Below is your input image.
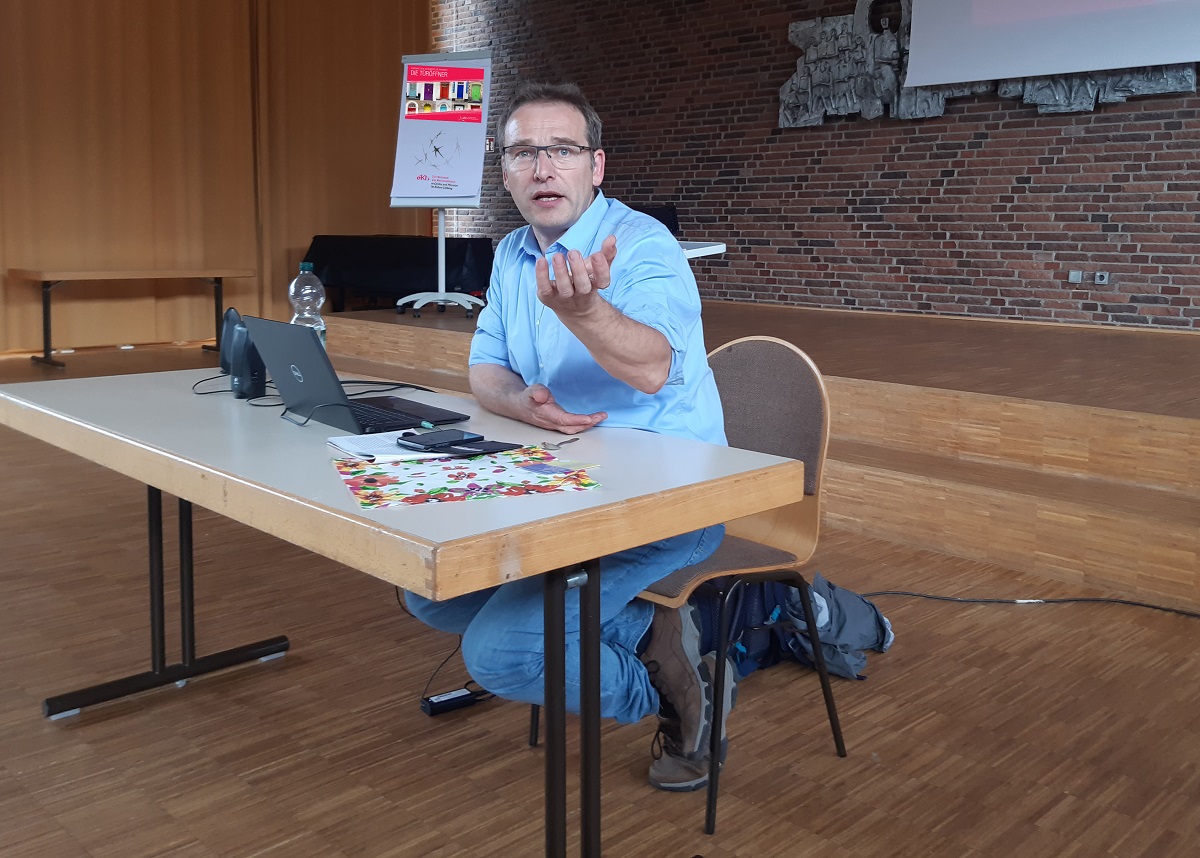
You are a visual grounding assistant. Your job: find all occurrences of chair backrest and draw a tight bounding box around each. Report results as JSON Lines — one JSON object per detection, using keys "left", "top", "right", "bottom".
{"left": 708, "top": 336, "right": 830, "bottom": 563}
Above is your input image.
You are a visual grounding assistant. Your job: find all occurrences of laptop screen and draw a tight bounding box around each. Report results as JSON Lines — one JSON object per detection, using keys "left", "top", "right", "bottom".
{"left": 239, "top": 316, "right": 468, "bottom": 434}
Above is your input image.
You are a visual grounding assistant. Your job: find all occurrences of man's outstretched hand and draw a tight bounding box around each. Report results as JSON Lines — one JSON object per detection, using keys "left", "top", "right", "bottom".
{"left": 536, "top": 235, "right": 618, "bottom": 317}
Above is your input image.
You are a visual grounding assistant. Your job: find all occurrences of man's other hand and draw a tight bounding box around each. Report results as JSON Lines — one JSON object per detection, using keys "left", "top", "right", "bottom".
{"left": 523, "top": 384, "right": 607, "bottom": 433}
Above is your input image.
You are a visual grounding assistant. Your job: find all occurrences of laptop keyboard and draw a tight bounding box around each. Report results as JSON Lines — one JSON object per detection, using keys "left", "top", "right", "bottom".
{"left": 347, "top": 400, "right": 420, "bottom": 431}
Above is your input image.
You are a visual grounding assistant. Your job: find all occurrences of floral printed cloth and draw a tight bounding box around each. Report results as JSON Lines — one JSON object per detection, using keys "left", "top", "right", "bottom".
{"left": 332, "top": 446, "right": 600, "bottom": 508}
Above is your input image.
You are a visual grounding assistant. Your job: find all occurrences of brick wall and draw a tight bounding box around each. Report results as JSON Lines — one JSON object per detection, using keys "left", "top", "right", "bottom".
{"left": 434, "top": 0, "right": 1200, "bottom": 329}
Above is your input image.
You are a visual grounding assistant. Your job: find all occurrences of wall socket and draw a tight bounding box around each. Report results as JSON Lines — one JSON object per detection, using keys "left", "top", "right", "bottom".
{"left": 1094, "top": 272, "right": 1110, "bottom": 285}
{"left": 1068, "top": 270, "right": 1083, "bottom": 283}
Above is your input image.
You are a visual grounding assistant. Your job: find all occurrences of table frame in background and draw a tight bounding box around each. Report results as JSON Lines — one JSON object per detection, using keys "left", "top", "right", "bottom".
{"left": 0, "top": 369, "right": 805, "bottom": 858}
{"left": 678, "top": 240, "right": 727, "bottom": 260}
{"left": 6, "top": 268, "right": 257, "bottom": 367}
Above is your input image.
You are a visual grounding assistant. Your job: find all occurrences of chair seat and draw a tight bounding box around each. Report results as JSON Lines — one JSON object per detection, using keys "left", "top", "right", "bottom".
{"left": 641, "top": 536, "right": 799, "bottom": 606}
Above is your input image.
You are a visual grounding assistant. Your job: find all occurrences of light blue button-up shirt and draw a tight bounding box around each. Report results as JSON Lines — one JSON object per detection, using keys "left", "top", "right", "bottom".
{"left": 470, "top": 192, "right": 726, "bottom": 445}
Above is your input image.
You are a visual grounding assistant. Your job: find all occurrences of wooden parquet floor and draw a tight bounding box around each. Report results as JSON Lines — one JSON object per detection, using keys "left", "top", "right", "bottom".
{"left": 2, "top": 334, "right": 1199, "bottom": 857}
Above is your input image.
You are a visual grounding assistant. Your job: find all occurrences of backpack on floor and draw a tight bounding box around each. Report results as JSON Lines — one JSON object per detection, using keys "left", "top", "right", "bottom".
{"left": 691, "top": 572, "right": 894, "bottom": 680}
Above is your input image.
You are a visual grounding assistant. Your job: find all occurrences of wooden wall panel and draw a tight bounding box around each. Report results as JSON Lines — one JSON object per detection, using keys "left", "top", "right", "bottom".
{"left": 0, "top": 0, "right": 259, "bottom": 351}
{"left": 254, "top": 0, "right": 431, "bottom": 322}
{"left": 826, "top": 377, "right": 1200, "bottom": 496}
{"left": 0, "top": 0, "right": 431, "bottom": 354}
{"left": 823, "top": 457, "right": 1200, "bottom": 610}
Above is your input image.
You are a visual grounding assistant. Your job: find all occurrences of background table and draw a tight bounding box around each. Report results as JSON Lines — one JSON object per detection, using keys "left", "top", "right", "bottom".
{"left": 6, "top": 267, "right": 257, "bottom": 367}
{"left": 679, "top": 240, "right": 727, "bottom": 259}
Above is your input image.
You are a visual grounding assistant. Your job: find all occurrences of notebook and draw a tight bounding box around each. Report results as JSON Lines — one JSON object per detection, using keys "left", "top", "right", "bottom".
{"left": 240, "top": 315, "right": 471, "bottom": 434}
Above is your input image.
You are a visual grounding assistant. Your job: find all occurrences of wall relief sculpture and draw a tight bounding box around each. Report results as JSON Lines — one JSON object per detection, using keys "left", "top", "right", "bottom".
{"left": 779, "top": 0, "right": 1197, "bottom": 126}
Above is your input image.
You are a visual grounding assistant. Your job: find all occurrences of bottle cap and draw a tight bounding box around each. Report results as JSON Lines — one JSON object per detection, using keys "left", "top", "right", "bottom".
{"left": 299, "top": 261, "right": 314, "bottom": 272}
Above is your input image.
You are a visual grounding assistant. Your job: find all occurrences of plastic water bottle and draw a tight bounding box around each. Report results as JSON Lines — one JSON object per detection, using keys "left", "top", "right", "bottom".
{"left": 288, "top": 261, "right": 326, "bottom": 347}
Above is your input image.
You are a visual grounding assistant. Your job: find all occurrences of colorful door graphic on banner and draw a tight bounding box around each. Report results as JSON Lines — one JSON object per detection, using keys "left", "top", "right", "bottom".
{"left": 405, "top": 65, "right": 485, "bottom": 123}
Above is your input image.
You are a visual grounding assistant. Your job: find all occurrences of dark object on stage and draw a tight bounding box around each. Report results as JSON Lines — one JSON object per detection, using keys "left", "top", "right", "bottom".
{"left": 628, "top": 202, "right": 681, "bottom": 235}
{"left": 303, "top": 234, "right": 494, "bottom": 312}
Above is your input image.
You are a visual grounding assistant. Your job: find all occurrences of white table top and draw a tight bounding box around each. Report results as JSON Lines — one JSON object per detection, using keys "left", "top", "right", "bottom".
{"left": 0, "top": 370, "right": 804, "bottom": 599}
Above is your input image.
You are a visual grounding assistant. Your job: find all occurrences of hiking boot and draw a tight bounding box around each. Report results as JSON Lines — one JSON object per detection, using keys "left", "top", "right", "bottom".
{"left": 648, "top": 719, "right": 709, "bottom": 792}
{"left": 648, "top": 653, "right": 739, "bottom": 792}
{"left": 641, "top": 603, "right": 708, "bottom": 757}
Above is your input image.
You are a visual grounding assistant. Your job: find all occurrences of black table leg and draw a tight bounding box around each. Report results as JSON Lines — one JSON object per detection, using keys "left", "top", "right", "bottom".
{"left": 31, "top": 279, "right": 65, "bottom": 368}
{"left": 149, "top": 487, "right": 167, "bottom": 673}
{"left": 542, "top": 560, "right": 603, "bottom": 857}
{"left": 201, "top": 277, "right": 224, "bottom": 353}
{"left": 42, "top": 487, "right": 290, "bottom": 719}
{"left": 543, "top": 567, "right": 568, "bottom": 858}
{"left": 579, "top": 559, "right": 602, "bottom": 858}
{"left": 179, "top": 498, "right": 196, "bottom": 666}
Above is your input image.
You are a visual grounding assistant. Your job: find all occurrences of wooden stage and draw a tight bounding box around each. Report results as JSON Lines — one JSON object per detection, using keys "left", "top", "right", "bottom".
{"left": 322, "top": 301, "right": 1200, "bottom": 612}
{"left": 326, "top": 300, "right": 1200, "bottom": 419}
{"left": 6, "top": 298, "right": 1196, "bottom": 417}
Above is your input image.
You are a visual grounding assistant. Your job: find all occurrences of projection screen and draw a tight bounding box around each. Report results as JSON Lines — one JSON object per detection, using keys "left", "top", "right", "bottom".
{"left": 905, "top": 0, "right": 1200, "bottom": 88}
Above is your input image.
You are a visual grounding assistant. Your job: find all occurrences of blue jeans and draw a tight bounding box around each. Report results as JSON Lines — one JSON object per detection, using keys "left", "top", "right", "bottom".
{"left": 404, "top": 524, "right": 724, "bottom": 724}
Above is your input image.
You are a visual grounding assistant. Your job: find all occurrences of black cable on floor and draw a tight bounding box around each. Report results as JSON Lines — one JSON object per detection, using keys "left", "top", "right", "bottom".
{"left": 395, "top": 588, "right": 490, "bottom": 699}
{"left": 394, "top": 585, "right": 413, "bottom": 617}
{"left": 863, "top": 590, "right": 1200, "bottom": 620}
{"left": 421, "top": 636, "right": 465, "bottom": 700}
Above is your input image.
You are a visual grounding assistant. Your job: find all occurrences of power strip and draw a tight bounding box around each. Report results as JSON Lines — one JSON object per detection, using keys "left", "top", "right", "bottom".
{"left": 421, "top": 687, "right": 480, "bottom": 716}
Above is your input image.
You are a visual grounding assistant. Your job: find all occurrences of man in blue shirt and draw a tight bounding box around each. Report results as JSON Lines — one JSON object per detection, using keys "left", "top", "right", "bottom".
{"left": 405, "top": 82, "right": 731, "bottom": 792}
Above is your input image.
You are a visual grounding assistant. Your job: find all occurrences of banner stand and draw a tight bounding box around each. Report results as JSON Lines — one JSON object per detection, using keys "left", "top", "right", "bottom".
{"left": 389, "top": 50, "right": 492, "bottom": 318}
{"left": 395, "top": 209, "right": 486, "bottom": 318}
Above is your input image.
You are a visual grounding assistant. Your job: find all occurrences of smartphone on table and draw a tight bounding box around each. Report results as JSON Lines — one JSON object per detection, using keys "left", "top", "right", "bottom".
{"left": 396, "top": 429, "right": 485, "bottom": 451}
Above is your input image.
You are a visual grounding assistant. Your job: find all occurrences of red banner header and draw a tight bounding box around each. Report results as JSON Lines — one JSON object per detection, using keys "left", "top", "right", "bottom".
{"left": 407, "top": 65, "right": 485, "bottom": 82}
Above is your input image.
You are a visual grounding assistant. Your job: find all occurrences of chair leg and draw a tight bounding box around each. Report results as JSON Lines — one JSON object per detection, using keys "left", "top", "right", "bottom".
{"left": 794, "top": 576, "right": 847, "bottom": 757}
{"left": 529, "top": 703, "right": 540, "bottom": 747}
{"left": 705, "top": 580, "right": 741, "bottom": 835}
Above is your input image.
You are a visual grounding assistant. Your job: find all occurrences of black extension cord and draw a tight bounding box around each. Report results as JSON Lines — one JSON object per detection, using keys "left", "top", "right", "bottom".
{"left": 863, "top": 590, "right": 1200, "bottom": 620}
{"left": 420, "top": 687, "right": 487, "bottom": 716}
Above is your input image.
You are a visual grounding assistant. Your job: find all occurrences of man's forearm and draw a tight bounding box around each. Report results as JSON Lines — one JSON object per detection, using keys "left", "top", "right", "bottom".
{"left": 469, "top": 363, "right": 530, "bottom": 421}
{"left": 557, "top": 298, "right": 672, "bottom": 394}
{"left": 469, "top": 362, "right": 608, "bottom": 433}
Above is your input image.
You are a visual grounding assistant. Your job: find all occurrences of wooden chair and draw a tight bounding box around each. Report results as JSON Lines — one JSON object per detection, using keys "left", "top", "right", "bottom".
{"left": 529, "top": 336, "right": 847, "bottom": 833}
{"left": 639, "top": 335, "right": 846, "bottom": 834}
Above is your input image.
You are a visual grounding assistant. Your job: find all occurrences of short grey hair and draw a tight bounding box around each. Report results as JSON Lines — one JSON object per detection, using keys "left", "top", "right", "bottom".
{"left": 495, "top": 82, "right": 603, "bottom": 150}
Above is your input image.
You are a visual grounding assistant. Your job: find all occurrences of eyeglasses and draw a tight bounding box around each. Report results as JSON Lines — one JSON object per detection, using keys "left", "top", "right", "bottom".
{"left": 501, "top": 144, "right": 594, "bottom": 171}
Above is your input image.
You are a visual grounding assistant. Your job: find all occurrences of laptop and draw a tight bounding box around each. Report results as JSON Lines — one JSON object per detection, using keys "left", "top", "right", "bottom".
{"left": 240, "top": 315, "right": 470, "bottom": 434}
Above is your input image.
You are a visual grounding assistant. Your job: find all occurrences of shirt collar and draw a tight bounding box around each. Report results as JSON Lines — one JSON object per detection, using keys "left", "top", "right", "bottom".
{"left": 517, "top": 189, "right": 608, "bottom": 259}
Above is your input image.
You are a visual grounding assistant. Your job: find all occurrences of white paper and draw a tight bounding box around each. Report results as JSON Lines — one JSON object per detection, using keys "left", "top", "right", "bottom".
{"left": 327, "top": 432, "right": 447, "bottom": 462}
